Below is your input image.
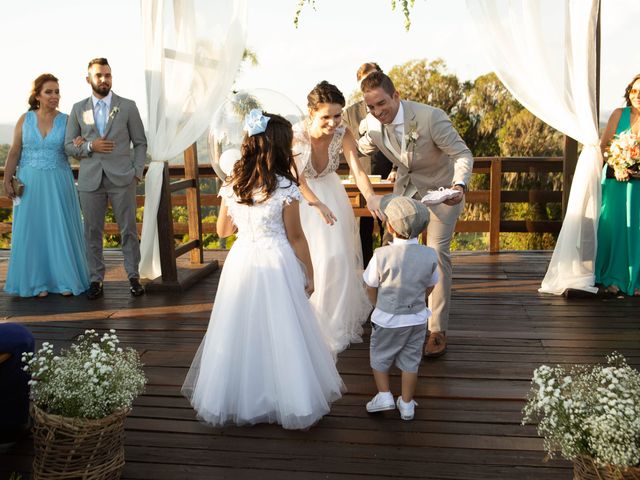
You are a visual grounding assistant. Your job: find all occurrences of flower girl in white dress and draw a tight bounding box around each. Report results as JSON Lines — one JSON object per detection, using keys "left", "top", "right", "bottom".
{"left": 182, "top": 110, "right": 344, "bottom": 430}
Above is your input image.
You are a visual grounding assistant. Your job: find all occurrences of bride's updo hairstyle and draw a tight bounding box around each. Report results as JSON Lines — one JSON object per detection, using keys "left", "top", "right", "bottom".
{"left": 307, "top": 81, "right": 346, "bottom": 111}
{"left": 232, "top": 112, "right": 299, "bottom": 205}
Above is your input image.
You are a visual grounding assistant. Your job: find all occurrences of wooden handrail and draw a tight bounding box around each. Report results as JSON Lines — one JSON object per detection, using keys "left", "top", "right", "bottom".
{"left": 0, "top": 156, "right": 565, "bottom": 252}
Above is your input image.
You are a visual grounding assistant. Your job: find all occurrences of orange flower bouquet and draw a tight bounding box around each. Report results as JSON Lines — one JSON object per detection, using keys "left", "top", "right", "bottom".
{"left": 605, "top": 131, "right": 640, "bottom": 181}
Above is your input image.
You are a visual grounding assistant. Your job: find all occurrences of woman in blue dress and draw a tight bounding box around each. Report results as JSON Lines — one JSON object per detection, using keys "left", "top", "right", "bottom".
{"left": 3, "top": 73, "right": 90, "bottom": 297}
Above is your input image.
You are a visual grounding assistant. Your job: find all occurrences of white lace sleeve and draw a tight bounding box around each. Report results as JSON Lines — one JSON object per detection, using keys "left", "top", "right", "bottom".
{"left": 276, "top": 177, "right": 301, "bottom": 205}
{"left": 218, "top": 182, "right": 234, "bottom": 199}
{"left": 292, "top": 121, "right": 311, "bottom": 173}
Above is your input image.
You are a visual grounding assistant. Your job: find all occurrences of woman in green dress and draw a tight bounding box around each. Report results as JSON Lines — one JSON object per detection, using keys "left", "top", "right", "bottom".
{"left": 595, "top": 73, "right": 640, "bottom": 296}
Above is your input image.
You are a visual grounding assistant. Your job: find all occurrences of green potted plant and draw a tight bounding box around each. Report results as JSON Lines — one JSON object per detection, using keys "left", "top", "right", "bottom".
{"left": 522, "top": 353, "right": 640, "bottom": 479}
{"left": 22, "top": 329, "right": 146, "bottom": 479}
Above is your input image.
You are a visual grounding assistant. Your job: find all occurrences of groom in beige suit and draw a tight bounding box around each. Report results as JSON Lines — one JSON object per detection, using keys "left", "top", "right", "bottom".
{"left": 358, "top": 71, "right": 473, "bottom": 357}
{"left": 65, "top": 58, "right": 147, "bottom": 300}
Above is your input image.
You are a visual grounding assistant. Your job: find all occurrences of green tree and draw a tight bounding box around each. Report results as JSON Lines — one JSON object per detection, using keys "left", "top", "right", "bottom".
{"left": 0, "top": 144, "right": 9, "bottom": 166}
{"left": 389, "top": 59, "right": 465, "bottom": 115}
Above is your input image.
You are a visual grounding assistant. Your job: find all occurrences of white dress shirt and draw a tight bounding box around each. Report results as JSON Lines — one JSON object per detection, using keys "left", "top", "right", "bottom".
{"left": 388, "top": 102, "right": 405, "bottom": 144}
{"left": 88, "top": 92, "right": 113, "bottom": 151}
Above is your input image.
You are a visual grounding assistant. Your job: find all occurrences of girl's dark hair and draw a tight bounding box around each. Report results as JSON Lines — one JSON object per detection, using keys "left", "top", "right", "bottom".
{"left": 623, "top": 73, "right": 640, "bottom": 107}
{"left": 307, "top": 81, "right": 345, "bottom": 110}
{"left": 28, "top": 73, "right": 59, "bottom": 111}
{"left": 230, "top": 112, "right": 299, "bottom": 205}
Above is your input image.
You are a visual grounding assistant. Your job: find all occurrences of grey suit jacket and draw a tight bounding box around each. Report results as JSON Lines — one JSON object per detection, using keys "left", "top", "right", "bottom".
{"left": 65, "top": 93, "right": 147, "bottom": 192}
{"left": 358, "top": 100, "right": 473, "bottom": 198}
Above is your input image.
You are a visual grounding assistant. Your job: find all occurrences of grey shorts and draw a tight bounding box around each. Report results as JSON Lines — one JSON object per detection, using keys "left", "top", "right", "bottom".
{"left": 370, "top": 323, "right": 427, "bottom": 373}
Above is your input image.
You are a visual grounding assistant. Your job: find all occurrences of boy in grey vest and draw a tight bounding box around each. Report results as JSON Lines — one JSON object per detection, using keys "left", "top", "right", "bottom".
{"left": 363, "top": 195, "right": 439, "bottom": 420}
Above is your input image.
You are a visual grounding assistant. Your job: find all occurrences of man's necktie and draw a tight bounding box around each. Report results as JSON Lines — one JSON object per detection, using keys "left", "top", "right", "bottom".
{"left": 386, "top": 124, "right": 402, "bottom": 152}
{"left": 95, "top": 100, "right": 107, "bottom": 137}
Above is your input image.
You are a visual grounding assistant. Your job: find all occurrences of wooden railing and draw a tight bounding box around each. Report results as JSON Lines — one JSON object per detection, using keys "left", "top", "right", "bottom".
{"left": 0, "top": 156, "right": 564, "bottom": 253}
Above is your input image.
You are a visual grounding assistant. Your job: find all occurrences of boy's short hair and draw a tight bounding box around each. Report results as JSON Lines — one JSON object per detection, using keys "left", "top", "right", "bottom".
{"left": 381, "top": 195, "right": 429, "bottom": 239}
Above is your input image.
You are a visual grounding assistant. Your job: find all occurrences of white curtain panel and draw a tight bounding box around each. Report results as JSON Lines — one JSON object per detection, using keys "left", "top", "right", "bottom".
{"left": 466, "top": 0, "right": 602, "bottom": 294}
{"left": 139, "top": 0, "right": 248, "bottom": 279}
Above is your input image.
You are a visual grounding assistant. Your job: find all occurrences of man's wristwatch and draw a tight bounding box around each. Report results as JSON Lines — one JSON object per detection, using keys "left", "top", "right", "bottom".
{"left": 454, "top": 182, "right": 467, "bottom": 193}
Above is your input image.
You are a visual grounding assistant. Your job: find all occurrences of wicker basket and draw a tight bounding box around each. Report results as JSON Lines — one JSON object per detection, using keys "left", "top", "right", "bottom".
{"left": 574, "top": 456, "right": 640, "bottom": 480}
{"left": 31, "top": 404, "right": 129, "bottom": 480}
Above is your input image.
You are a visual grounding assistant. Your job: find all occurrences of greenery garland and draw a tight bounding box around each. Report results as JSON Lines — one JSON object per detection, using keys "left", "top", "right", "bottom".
{"left": 294, "top": 0, "right": 417, "bottom": 31}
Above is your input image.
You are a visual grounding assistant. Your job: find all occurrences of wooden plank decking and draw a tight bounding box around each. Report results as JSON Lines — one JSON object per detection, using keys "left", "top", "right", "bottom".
{"left": 1, "top": 250, "right": 639, "bottom": 479}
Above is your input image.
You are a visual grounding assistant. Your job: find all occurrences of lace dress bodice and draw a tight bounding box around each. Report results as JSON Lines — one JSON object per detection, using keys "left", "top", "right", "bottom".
{"left": 295, "top": 124, "right": 346, "bottom": 179}
{"left": 219, "top": 176, "right": 301, "bottom": 248}
{"left": 20, "top": 111, "right": 69, "bottom": 170}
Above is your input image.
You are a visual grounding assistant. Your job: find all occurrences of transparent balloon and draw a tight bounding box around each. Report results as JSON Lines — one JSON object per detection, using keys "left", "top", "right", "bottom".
{"left": 208, "top": 88, "right": 309, "bottom": 181}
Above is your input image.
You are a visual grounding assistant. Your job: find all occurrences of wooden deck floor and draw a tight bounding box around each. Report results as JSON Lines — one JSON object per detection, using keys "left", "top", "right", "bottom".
{"left": 1, "top": 250, "right": 639, "bottom": 479}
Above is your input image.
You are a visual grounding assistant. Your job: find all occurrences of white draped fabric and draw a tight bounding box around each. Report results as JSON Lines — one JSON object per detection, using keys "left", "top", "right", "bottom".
{"left": 139, "top": 0, "right": 248, "bottom": 279}
{"left": 466, "top": 0, "right": 602, "bottom": 294}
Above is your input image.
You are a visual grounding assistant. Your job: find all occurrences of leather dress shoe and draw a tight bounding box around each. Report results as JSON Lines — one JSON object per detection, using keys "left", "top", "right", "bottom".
{"left": 86, "top": 282, "right": 103, "bottom": 300}
{"left": 424, "top": 331, "right": 447, "bottom": 358}
{"left": 129, "top": 278, "right": 145, "bottom": 297}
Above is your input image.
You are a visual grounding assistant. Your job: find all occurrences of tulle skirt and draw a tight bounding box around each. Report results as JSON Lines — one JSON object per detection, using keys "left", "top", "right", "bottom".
{"left": 4, "top": 164, "right": 90, "bottom": 297}
{"left": 182, "top": 237, "right": 344, "bottom": 430}
{"left": 300, "top": 172, "right": 372, "bottom": 354}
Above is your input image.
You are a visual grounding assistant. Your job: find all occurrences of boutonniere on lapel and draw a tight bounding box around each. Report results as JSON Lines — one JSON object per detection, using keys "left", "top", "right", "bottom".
{"left": 109, "top": 106, "right": 120, "bottom": 121}
{"left": 82, "top": 109, "right": 95, "bottom": 125}
{"left": 405, "top": 122, "right": 419, "bottom": 148}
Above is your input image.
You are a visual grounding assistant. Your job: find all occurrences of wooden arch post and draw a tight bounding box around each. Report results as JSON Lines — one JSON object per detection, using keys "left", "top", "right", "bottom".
{"left": 146, "top": 143, "right": 218, "bottom": 291}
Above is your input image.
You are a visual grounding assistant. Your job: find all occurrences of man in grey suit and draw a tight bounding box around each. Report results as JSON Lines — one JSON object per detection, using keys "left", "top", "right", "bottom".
{"left": 358, "top": 71, "right": 473, "bottom": 358}
{"left": 65, "top": 58, "right": 147, "bottom": 299}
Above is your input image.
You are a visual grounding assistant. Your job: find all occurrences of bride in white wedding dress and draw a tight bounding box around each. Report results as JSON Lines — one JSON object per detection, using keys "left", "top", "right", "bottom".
{"left": 294, "top": 81, "right": 383, "bottom": 355}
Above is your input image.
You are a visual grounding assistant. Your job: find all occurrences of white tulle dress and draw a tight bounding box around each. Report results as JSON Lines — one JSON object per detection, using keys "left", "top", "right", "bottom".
{"left": 182, "top": 177, "right": 344, "bottom": 430}
{"left": 294, "top": 124, "right": 372, "bottom": 354}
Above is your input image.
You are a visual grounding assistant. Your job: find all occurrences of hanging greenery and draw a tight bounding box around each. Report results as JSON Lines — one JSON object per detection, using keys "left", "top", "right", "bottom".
{"left": 294, "top": 0, "right": 416, "bottom": 31}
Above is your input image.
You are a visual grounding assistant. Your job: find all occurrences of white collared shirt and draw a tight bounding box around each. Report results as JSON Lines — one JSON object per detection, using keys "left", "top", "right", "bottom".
{"left": 388, "top": 102, "right": 405, "bottom": 143}
{"left": 363, "top": 237, "right": 439, "bottom": 328}
{"left": 92, "top": 91, "right": 113, "bottom": 114}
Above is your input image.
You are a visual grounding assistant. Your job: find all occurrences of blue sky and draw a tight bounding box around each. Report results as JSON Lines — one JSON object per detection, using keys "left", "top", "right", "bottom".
{"left": 0, "top": 0, "right": 637, "bottom": 127}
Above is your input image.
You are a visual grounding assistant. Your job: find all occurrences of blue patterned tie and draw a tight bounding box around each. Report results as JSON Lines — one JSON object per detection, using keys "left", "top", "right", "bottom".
{"left": 95, "top": 100, "right": 107, "bottom": 137}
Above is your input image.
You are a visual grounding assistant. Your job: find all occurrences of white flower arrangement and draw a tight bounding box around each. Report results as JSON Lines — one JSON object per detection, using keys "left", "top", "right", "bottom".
{"left": 22, "top": 329, "right": 146, "bottom": 420}
{"left": 109, "top": 106, "right": 120, "bottom": 120}
{"left": 522, "top": 353, "right": 640, "bottom": 468}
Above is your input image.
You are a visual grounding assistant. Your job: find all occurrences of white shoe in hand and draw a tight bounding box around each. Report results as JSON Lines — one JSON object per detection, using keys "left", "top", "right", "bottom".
{"left": 420, "top": 187, "right": 462, "bottom": 206}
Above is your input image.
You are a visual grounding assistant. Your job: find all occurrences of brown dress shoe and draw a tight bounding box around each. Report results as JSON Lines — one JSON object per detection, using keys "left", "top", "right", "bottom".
{"left": 424, "top": 331, "right": 447, "bottom": 358}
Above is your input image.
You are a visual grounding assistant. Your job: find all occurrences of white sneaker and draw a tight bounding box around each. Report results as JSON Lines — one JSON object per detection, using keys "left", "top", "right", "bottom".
{"left": 366, "top": 392, "right": 395, "bottom": 413}
{"left": 396, "top": 397, "right": 418, "bottom": 420}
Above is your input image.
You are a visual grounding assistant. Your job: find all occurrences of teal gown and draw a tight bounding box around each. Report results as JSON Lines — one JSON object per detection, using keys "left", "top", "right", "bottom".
{"left": 595, "top": 107, "right": 640, "bottom": 295}
{"left": 4, "top": 111, "right": 90, "bottom": 297}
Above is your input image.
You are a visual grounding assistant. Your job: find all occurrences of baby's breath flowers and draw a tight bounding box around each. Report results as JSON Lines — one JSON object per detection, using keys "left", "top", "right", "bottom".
{"left": 522, "top": 353, "right": 640, "bottom": 468}
{"left": 22, "top": 329, "right": 146, "bottom": 419}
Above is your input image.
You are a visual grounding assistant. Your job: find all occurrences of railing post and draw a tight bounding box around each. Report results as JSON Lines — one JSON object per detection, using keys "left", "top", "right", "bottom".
{"left": 183, "top": 143, "right": 204, "bottom": 264}
{"left": 489, "top": 158, "right": 502, "bottom": 253}
{"left": 156, "top": 162, "right": 178, "bottom": 283}
{"left": 562, "top": 136, "right": 578, "bottom": 218}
